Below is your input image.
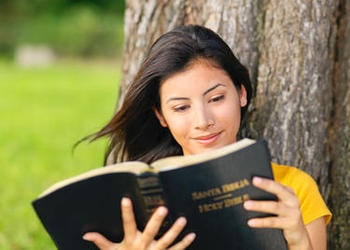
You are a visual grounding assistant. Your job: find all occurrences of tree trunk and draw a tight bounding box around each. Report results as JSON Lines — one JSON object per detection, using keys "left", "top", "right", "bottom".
{"left": 120, "top": 0, "right": 349, "bottom": 248}
{"left": 329, "top": 0, "right": 350, "bottom": 249}
{"left": 250, "top": 0, "right": 337, "bottom": 195}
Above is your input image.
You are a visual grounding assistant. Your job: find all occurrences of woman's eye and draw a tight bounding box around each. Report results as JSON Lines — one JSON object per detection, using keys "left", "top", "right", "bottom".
{"left": 209, "top": 95, "right": 225, "bottom": 103}
{"left": 173, "top": 105, "right": 190, "bottom": 112}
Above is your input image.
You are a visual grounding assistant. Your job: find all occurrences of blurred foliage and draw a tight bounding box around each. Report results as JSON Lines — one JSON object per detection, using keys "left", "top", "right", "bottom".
{"left": 0, "top": 0, "right": 125, "bottom": 58}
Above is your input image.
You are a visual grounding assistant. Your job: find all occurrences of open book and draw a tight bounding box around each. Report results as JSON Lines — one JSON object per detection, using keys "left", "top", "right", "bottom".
{"left": 32, "top": 138, "right": 287, "bottom": 250}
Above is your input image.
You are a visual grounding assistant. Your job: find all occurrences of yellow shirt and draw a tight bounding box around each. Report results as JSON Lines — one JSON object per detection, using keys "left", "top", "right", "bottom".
{"left": 272, "top": 162, "right": 332, "bottom": 225}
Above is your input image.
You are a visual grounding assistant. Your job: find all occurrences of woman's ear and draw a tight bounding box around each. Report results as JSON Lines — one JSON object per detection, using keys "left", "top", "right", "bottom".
{"left": 153, "top": 107, "right": 168, "bottom": 127}
{"left": 239, "top": 85, "right": 248, "bottom": 107}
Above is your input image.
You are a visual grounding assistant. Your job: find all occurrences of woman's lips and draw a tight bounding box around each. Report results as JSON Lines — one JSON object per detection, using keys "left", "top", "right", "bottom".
{"left": 194, "top": 132, "right": 221, "bottom": 144}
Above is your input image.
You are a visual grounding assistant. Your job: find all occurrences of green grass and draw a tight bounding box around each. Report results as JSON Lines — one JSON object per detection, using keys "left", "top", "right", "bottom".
{"left": 0, "top": 58, "right": 120, "bottom": 249}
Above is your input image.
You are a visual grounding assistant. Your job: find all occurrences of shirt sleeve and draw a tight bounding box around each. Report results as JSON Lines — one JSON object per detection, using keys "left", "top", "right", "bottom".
{"left": 272, "top": 163, "right": 332, "bottom": 225}
{"left": 293, "top": 168, "right": 332, "bottom": 224}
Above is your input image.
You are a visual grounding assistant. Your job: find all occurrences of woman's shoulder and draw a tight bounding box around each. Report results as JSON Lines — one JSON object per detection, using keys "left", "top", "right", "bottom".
{"left": 271, "top": 162, "right": 332, "bottom": 225}
{"left": 271, "top": 162, "right": 315, "bottom": 187}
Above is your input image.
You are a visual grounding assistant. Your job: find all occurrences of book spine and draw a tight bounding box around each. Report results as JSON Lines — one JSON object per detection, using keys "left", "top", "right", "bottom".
{"left": 137, "top": 172, "right": 165, "bottom": 214}
{"left": 137, "top": 172, "right": 172, "bottom": 237}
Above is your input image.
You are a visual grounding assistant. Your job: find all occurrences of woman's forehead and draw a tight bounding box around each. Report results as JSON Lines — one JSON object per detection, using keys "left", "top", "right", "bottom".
{"left": 159, "top": 62, "right": 233, "bottom": 98}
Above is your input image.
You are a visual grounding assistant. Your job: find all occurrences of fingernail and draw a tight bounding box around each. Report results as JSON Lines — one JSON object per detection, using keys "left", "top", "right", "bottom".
{"left": 157, "top": 206, "right": 168, "bottom": 216}
{"left": 247, "top": 219, "right": 256, "bottom": 227}
{"left": 243, "top": 200, "right": 252, "bottom": 209}
{"left": 186, "top": 232, "right": 196, "bottom": 242}
{"left": 252, "top": 176, "right": 263, "bottom": 184}
{"left": 82, "top": 233, "right": 91, "bottom": 240}
{"left": 121, "top": 197, "right": 131, "bottom": 206}
{"left": 176, "top": 217, "right": 187, "bottom": 226}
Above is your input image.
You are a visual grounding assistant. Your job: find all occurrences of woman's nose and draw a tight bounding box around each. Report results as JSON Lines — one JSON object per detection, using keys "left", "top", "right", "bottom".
{"left": 194, "top": 107, "right": 214, "bottom": 130}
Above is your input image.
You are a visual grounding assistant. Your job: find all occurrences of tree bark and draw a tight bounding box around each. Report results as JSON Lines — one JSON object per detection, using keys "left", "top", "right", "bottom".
{"left": 119, "top": 0, "right": 185, "bottom": 105}
{"left": 250, "top": 0, "right": 337, "bottom": 196}
{"left": 329, "top": 0, "right": 350, "bottom": 248}
{"left": 120, "top": 0, "right": 349, "bottom": 248}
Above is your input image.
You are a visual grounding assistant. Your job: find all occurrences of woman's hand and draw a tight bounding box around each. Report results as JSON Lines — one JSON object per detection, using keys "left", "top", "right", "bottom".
{"left": 243, "top": 177, "right": 312, "bottom": 250}
{"left": 83, "top": 197, "right": 196, "bottom": 250}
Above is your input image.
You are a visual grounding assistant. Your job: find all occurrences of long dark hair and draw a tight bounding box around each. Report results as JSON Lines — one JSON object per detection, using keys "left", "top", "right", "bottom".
{"left": 90, "top": 25, "right": 252, "bottom": 164}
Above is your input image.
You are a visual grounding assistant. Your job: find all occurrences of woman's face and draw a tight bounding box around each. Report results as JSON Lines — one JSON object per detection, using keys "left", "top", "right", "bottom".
{"left": 155, "top": 60, "right": 247, "bottom": 156}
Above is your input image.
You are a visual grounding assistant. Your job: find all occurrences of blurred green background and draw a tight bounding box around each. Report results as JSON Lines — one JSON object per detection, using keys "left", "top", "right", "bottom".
{"left": 0, "top": 0, "right": 125, "bottom": 58}
{"left": 0, "top": 0, "right": 125, "bottom": 249}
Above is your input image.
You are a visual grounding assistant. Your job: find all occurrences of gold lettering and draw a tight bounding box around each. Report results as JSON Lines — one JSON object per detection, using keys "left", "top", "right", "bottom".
{"left": 224, "top": 196, "right": 243, "bottom": 208}
{"left": 242, "top": 193, "right": 250, "bottom": 201}
{"left": 192, "top": 188, "right": 222, "bottom": 200}
{"left": 198, "top": 201, "right": 224, "bottom": 213}
{"left": 138, "top": 176, "right": 160, "bottom": 188}
{"left": 143, "top": 195, "right": 164, "bottom": 206}
{"left": 221, "top": 178, "right": 250, "bottom": 193}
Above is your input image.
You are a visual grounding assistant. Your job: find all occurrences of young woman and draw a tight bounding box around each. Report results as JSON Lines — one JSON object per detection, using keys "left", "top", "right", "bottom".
{"left": 82, "top": 25, "right": 331, "bottom": 250}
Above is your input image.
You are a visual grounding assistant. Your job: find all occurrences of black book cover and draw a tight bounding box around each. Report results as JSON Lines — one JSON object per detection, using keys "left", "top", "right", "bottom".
{"left": 156, "top": 139, "right": 287, "bottom": 249}
{"left": 32, "top": 173, "right": 149, "bottom": 249}
{"left": 32, "top": 139, "right": 287, "bottom": 250}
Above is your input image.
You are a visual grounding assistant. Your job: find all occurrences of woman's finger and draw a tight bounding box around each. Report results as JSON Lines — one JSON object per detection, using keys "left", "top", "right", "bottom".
{"left": 167, "top": 232, "right": 196, "bottom": 250}
{"left": 246, "top": 216, "right": 285, "bottom": 229}
{"left": 244, "top": 200, "right": 284, "bottom": 215}
{"left": 83, "top": 232, "right": 119, "bottom": 250}
{"left": 154, "top": 217, "right": 190, "bottom": 249}
{"left": 121, "top": 197, "right": 138, "bottom": 243}
{"left": 251, "top": 177, "right": 298, "bottom": 206}
{"left": 139, "top": 206, "right": 168, "bottom": 246}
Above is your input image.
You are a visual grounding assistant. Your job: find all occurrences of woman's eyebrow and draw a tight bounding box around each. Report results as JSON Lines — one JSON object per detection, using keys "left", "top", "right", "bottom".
{"left": 166, "top": 83, "right": 226, "bottom": 103}
{"left": 203, "top": 83, "right": 225, "bottom": 96}
{"left": 166, "top": 97, "right": 189, "bottom": 103}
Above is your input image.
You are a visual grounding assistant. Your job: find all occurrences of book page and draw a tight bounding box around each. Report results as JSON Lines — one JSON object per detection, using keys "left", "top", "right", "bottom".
{"left": 151, "top": 138, "right": 256, "bottom": 171}
{"left": 38, "top": 161, "right": 149, "bottom": 198}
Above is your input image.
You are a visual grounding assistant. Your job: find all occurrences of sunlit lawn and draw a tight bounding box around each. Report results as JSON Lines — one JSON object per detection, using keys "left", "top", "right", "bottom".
{"left": 0, "top": 58, "right": 120, "bottom": 249}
